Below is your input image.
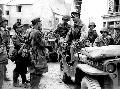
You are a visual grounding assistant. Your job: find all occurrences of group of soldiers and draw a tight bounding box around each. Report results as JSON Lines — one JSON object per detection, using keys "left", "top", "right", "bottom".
{"left": 0, "top": 8, "right": 120, "bottom": 89}
{"left": 0, "top": 9, "right": 48, "bottom": 89}
{"left": 53, "top": 14, "right": 120, "bottom": 64}
{"left": 54, "top": 15, "right": 120, "bottom": 48}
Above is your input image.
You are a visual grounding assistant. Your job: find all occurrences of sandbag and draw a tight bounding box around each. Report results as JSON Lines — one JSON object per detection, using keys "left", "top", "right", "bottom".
{"left": 81, "top": 45, "right": 120, "bottom": 60}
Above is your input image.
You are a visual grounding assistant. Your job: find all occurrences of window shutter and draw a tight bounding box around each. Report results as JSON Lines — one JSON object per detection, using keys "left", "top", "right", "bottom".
{"left": 108, "top": 0, "right": 114, "bottom": 13}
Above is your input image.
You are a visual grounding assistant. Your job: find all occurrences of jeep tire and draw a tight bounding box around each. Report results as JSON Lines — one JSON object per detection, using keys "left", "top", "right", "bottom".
{"left": 81, "top": 77, "right": 101, "bottom": 89}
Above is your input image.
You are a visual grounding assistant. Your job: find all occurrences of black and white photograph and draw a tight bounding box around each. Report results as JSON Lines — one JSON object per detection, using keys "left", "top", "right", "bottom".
{"left": 0, "top": 0, "right": 120, "bottom": 89}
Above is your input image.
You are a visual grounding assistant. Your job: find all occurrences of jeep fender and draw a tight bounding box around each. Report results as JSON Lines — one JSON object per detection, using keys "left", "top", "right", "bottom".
{"left": 76, "top": 64, "right": 108, "bottom": 75}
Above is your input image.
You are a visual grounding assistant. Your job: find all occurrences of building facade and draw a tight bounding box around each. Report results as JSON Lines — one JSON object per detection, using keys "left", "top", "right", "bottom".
{"left": 102, "top": 0, "right": 120, "bottom": 27}
{"left": 5, "top": 0, "right": 35, "bottom": 27}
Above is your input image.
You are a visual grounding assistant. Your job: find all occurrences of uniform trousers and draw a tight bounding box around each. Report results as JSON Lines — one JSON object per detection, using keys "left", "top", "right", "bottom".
{"left": 0, "top": 64, "right": 4, "bottom": 89}
{"left": 30, "top": 73, "right": 42, "bottom": 89}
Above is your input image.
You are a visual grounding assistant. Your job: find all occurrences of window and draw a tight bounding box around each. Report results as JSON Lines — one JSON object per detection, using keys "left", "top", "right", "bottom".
{"left": 114, "top": 0, "right": 119, "bottom": 12}
{"left": 108, "top": 21, "right": 114, "bottom": 27}
{"left": 17, "top": 5, "right": 22, "bottom": 12}
{"left": 108, "top": 0, "right": 114, "bottom": 13}
{"left": 6, "top": 11, "right": 9, "bottom": 15}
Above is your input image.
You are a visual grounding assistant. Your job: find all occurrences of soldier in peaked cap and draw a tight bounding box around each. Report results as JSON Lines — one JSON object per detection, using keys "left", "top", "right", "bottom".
{"left": 31, "top": 17, "right": 41, "bottom": 26}
{"left": 94, "top": 27, "right": 114, "bottom": 47}
{"left": 113, "top": 24, "right": 120, "bottom": 45}
{"left": 54, "top": 15, "right": 71, "bottom": 38}
{"left": 27, "top": 17, "right": 48, "bottom": 89}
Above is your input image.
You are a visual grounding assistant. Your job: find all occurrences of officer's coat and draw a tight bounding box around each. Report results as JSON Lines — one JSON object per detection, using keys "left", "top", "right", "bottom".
{"left": 55, "top": 23, "right": 71, "bottom": 38}
{"left": 29, "top": 29, "right": 48, "bottom": 74}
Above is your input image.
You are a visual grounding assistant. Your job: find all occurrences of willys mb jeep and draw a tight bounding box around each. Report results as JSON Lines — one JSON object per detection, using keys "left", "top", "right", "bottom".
{"left": 60, "top": 45, "right": 120, "bottom": 89}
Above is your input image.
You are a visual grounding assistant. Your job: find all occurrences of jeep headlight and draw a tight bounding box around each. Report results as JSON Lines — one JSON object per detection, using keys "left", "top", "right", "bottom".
{"left": 106, "top": 63, "right": 116, "bottom": 73}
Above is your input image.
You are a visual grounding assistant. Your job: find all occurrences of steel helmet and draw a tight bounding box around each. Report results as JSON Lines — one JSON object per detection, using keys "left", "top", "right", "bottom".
{"left": 62, "top": 15, "right": 70, "bottom": 21}
{"left": 100, "top": 27, "right": 109, "bottom": 34}
{"left": 88, "top": 22, "right": 96, "bottom": 28}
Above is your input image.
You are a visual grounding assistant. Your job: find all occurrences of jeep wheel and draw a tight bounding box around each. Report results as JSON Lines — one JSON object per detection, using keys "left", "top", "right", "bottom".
{"left": 81, "top": 77, "right": 101, "bottom": 89}
{"left": 63, "top": 73, "right": 71, "bottom": 84}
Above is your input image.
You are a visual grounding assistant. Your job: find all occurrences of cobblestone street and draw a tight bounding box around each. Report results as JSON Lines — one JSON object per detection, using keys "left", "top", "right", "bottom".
{"left": 2, "top": 60, "right": 80, "bottom": 89}
{"left": 2, "top": 41, "right": 80, "bottom": 89}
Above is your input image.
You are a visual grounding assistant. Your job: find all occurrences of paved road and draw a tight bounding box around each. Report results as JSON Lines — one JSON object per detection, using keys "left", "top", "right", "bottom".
{"left": 3, "top": 61, "right": 81, "bottom": 89}
{"left": 2, "top": 39, "right": 81, "bottom": 89}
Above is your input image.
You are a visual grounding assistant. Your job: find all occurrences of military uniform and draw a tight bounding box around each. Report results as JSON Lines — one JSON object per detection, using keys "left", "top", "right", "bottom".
{"left": 94, "top": 27, "right": 114, "bottom": 47}
{"left": 29, "top": 18, "right": 48, "bottom": 89}
{"left": 66, "top": 18, "right": 83, "bottom": 45}
{"left": 0, "top": 16, "right": 8, "bottom": 88}
{"left": 54, "top": 15, "right": 71, "bottom": 38}
{"left": 87, "top": 22, "right": 98, "bottom": 45}
{"left": 10, "top": 24, "right": 30, "bottom": 87}
{"left": 65, "top": 18, "right": 83, "bottom": 63}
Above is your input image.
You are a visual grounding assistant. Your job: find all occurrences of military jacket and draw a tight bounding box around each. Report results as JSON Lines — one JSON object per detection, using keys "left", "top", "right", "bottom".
{"left": 94, "top": 35, "right": 114, "bottom": 47}
{"left": 29, "top": 29, "right": 48, "bottom": 74}
{"left": 66, "top": 27, "right": 81, "bottom": 45}
{"left": 0, "top": 27, "right": 8, "bottom": 64}
{"left": 54, "top": 23, "right": 71, "bottom": 38}
{"left": 1, "top": 28, "right": 10, "bottom": 45}
{"left": 87, "top": 29, "right": 98, "bottom": 44}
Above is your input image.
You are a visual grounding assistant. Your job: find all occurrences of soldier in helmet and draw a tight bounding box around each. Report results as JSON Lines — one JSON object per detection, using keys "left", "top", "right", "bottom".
{"left": 62, "top": 18, "right": 83, "bottom": 65}
{"left": 113, "top": 24, "right": 120, "bottom": 45}
{"left": 54, "top": 15, "right": 71, "bottom": 38}
{"left": 94, "top": 27, "right": 114, "bottom": 47}
{"left": 87, "top": 22, "right": 98, "bottom": 45}
{"left": 0, "top": 17, "right": 11, "bottom": 81}
{"left": 66, "top": 18, "right": 83, "bottom": 45}
{"left": 0, "top": 8, "right": 10, "bottom": 89}
{"left": 54, "top": 15, "right": 71, "bottom": 61}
